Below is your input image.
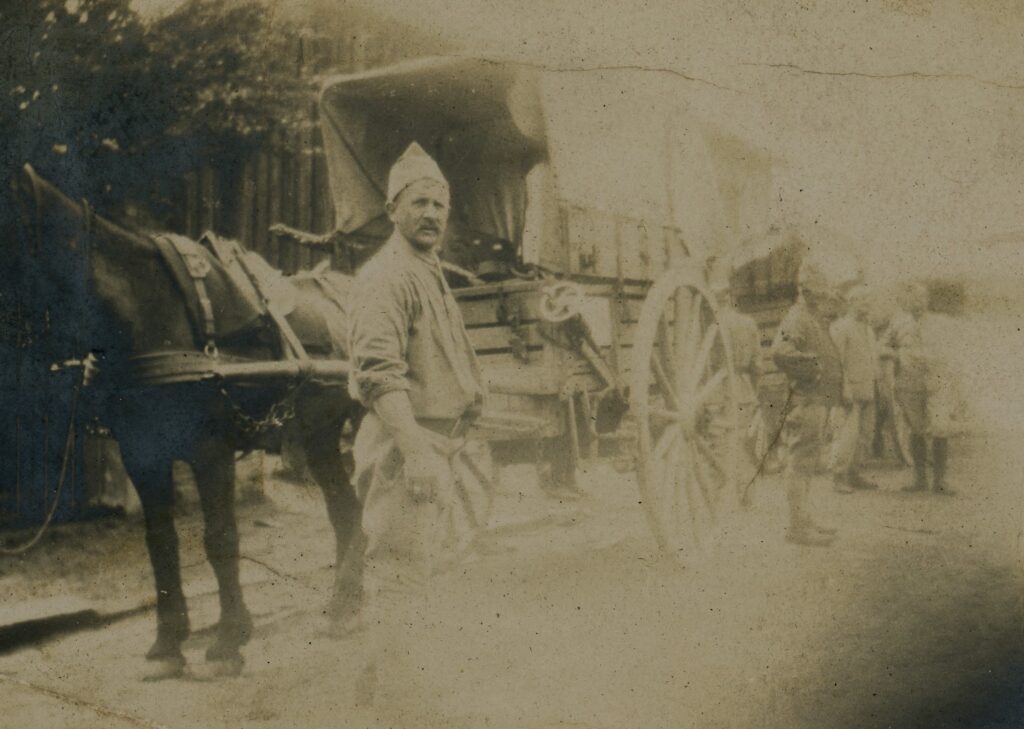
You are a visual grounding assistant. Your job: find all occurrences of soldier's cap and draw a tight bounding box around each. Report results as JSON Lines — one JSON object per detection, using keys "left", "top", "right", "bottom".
{"left": 387, "top": 142, "right": 449, "bottom": 204}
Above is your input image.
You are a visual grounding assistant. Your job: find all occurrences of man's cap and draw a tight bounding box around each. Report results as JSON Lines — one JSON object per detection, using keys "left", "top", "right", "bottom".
{"left": 387, "top": 142, "right": 449, "bottom": 204}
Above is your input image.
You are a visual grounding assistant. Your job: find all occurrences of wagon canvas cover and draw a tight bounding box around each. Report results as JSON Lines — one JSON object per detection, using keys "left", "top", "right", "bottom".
{"left": 319, "top": 57, "right": 775, "bottom": 275}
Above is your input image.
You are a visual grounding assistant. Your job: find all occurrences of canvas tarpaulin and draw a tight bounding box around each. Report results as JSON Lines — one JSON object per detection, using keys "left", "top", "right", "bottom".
{"left": 319, "top": 57, "right": 545, "bottom": 246}
{"left": 319, "top": 57, "right": 775, "bottom": 269}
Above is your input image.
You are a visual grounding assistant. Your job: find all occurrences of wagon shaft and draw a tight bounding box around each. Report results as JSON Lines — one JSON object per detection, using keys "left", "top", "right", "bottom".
{"left": 130, "top": 352, "right": 349, "bottom": 386}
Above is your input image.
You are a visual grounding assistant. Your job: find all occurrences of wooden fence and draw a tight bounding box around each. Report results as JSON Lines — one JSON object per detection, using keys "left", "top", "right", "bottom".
{"left": 173, "top": 27, "right": 451, "bottom": 274}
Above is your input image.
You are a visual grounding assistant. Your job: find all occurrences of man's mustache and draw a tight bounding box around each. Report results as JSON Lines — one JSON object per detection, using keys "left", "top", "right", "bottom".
{"left": 417, "top": 222, "right": 440, "bottom": 232}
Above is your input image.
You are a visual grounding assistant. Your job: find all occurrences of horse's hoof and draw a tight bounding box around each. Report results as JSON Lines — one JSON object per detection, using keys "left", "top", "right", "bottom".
{"left": 142, "top": 654, "right": 187, "bottom": 682}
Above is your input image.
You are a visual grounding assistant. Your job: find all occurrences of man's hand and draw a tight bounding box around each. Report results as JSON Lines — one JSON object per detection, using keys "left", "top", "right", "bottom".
{"left": 371, "top": 391, "right": 457, "bottom": 503}
{"left": 401, "top": 443, "right": 450, "bottom": 503}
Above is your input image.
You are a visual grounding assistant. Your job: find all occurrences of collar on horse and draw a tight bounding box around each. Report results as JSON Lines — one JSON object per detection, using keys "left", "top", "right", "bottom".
{"left": 149, "top": 232, "right": 310, "bottom": 371}
{"left": 152, "top": 234, "right": 219, "bottom": 356}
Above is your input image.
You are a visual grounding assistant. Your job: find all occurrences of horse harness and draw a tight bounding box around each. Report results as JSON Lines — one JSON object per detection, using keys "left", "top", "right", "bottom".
{"left": 141, "top": 233, "right": 318, "bottom": 436}
{"left": 147, "top": 232, "right": 308, "bottom": 369}
{"left": 154, "top": 234, "right": 220, "bottom": 357}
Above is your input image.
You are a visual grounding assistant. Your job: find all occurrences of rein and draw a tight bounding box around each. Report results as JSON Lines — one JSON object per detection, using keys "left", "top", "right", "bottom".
{"left": 0, "top": 377, "right": 81, "bottom": 556}
{"left": 1, "top": 175, "right": 95, "bottom": 554}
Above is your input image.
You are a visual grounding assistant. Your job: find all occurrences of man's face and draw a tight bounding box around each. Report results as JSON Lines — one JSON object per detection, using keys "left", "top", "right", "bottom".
{"left": 387, "top": 179, "right": 450, "bottom": 251}
{"left": 805, "top": 290, "right": 842, "bottom": 320}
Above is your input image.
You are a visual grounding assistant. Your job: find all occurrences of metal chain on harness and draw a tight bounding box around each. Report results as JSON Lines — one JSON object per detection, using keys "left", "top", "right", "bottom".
{"left": 217, "top": 381, "right": 301, "bottom": 441}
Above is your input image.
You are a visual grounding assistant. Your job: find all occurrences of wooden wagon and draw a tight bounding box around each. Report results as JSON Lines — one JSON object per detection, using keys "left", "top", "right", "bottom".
{"left": 280, "top": 56, "right": 778, "bottom": 555}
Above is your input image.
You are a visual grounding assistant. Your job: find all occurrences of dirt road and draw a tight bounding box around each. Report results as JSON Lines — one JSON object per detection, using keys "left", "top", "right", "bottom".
{"left": 1, "top": 431, "right": 1022, "bottom": 728}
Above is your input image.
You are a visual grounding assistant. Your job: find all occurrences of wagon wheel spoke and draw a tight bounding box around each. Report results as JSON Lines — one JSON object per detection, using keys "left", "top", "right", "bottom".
{"left": 656, "top": 317, "right": 675, "bottom": 397}
{"left": 693, "top": 433, "right": 729, "bottom": 486}
{"left": 674, "top": 293, "right": 703, "bottom": 393}
{"left": 684, "top": 321, "right": 716, "bottom": 393}
{"left": 691, "top": 364, "right": 726, "bottom": 413}
{"left": 654, "top": 425, "right": 681, "bottom": 464}
{"left": 687, "top": 441, "right": 720, "bottom": 521}
{"left": 650, "top": 354, "right": 681, "bottom": 413}
{"left": 684, "top": 294, "right": 703, "bottom": 362}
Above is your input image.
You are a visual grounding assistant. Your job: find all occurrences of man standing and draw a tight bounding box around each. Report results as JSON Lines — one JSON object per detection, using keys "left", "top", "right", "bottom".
{"left": 347, "top": 143, "right": 485, "bottom": 707}
{"left": 882, "top": 282, "right": 953, "bottom": 493}
{"left": 771, "top": 261, "right": 843, "bottom": 546}
{"left": 828, "top": 285, "right": 880, "bottom": 493}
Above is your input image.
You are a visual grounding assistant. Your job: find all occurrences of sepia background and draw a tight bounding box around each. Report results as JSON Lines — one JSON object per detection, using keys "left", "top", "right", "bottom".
{"left": 2, "top": 0, "right": 1024, "bottom": 727}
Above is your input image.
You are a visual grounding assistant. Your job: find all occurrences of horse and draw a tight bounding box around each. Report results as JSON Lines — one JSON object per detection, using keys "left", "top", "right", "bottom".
{"left": 7, "top": 165, "right": 365, "bottom": 679}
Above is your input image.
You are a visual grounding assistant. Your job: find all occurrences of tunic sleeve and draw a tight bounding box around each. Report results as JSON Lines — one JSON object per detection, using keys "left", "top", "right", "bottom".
{"left": 347, "top": 268, "right": 417, "bottom": 407}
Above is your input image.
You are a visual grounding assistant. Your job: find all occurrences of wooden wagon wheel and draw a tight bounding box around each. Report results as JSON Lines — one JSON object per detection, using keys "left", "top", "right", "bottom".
{"left": 631, "top": 270, "right": 741, "bottom": 558}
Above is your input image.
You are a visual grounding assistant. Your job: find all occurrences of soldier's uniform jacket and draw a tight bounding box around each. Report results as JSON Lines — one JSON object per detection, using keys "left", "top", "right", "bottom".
{"left": 348, "top": 231, "right": 485, "bottom": 419}
{"left": 347, "top": 231, "right": 486, "bottom": 498}
{"left": 883, "top": 310, "right": 927, "bottom": 395}
{"left": 771, "top": 298, "right": 843, "bottom": 473}
{"left": 771, "top": 298, "right": 842, "bottom": 405}
{"left": 829, "top": 315, "right": 878, "bottom": 403}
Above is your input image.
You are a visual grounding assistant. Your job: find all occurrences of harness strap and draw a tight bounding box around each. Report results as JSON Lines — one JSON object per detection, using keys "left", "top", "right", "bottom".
{"left": 201, "top": 232, "right": 309, "bottom": 361}
{"left": 155, "top": 234, "right": 218, "bottom": 356}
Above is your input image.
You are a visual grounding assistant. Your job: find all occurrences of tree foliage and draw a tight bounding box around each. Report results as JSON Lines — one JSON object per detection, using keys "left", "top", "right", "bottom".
{"left": 1, "top": 0, "right": 312, "bottom": 217}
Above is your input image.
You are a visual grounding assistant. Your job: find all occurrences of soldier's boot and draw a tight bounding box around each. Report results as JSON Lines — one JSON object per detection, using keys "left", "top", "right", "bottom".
{"left": 786, "top": 477, "right": 834, "bottom": 546}
{"left": 903, "top": 435, "right": 928, "bottom": 492}
{"left": 932, "top": 438, "right": 953, "bottom": 494}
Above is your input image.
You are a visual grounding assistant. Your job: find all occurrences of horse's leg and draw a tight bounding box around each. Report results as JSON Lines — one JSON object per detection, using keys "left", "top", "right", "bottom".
{"left": 191, "top": 432, "right": 252, "bottom": 671}
{"left": 120, "top": 448, "right": 189, "bottom": 678}
{"left": 302, "top": 417, "right": 365, "bottom": 627}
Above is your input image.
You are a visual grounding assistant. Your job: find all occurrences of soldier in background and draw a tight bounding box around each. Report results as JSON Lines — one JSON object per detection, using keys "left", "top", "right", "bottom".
{"left": 771, "top": 261, "right": 843, "bottom": 546}
{"left": 881, "top": 282, "right": 958, "bottom": 494}
{"left": 828, "top": 284, "right": 880, "bottom": 492}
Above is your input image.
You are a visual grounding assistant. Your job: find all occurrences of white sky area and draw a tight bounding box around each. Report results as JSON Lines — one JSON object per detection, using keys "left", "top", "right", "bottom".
{"left": 132, "top": 0, "right": 1024, "bottom": 282}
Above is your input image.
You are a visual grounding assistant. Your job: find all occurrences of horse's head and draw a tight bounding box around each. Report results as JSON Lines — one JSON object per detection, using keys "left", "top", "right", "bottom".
{"left": 8, "top": 165, "right": 194, "bottom": 374}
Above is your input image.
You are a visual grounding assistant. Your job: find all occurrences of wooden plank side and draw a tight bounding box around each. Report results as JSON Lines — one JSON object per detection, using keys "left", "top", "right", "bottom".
{"left": 456, "top": 284, "right": 647, "bottom": 328}
{"left": 466, "top": 318, "right": 642, "bottom": 357}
